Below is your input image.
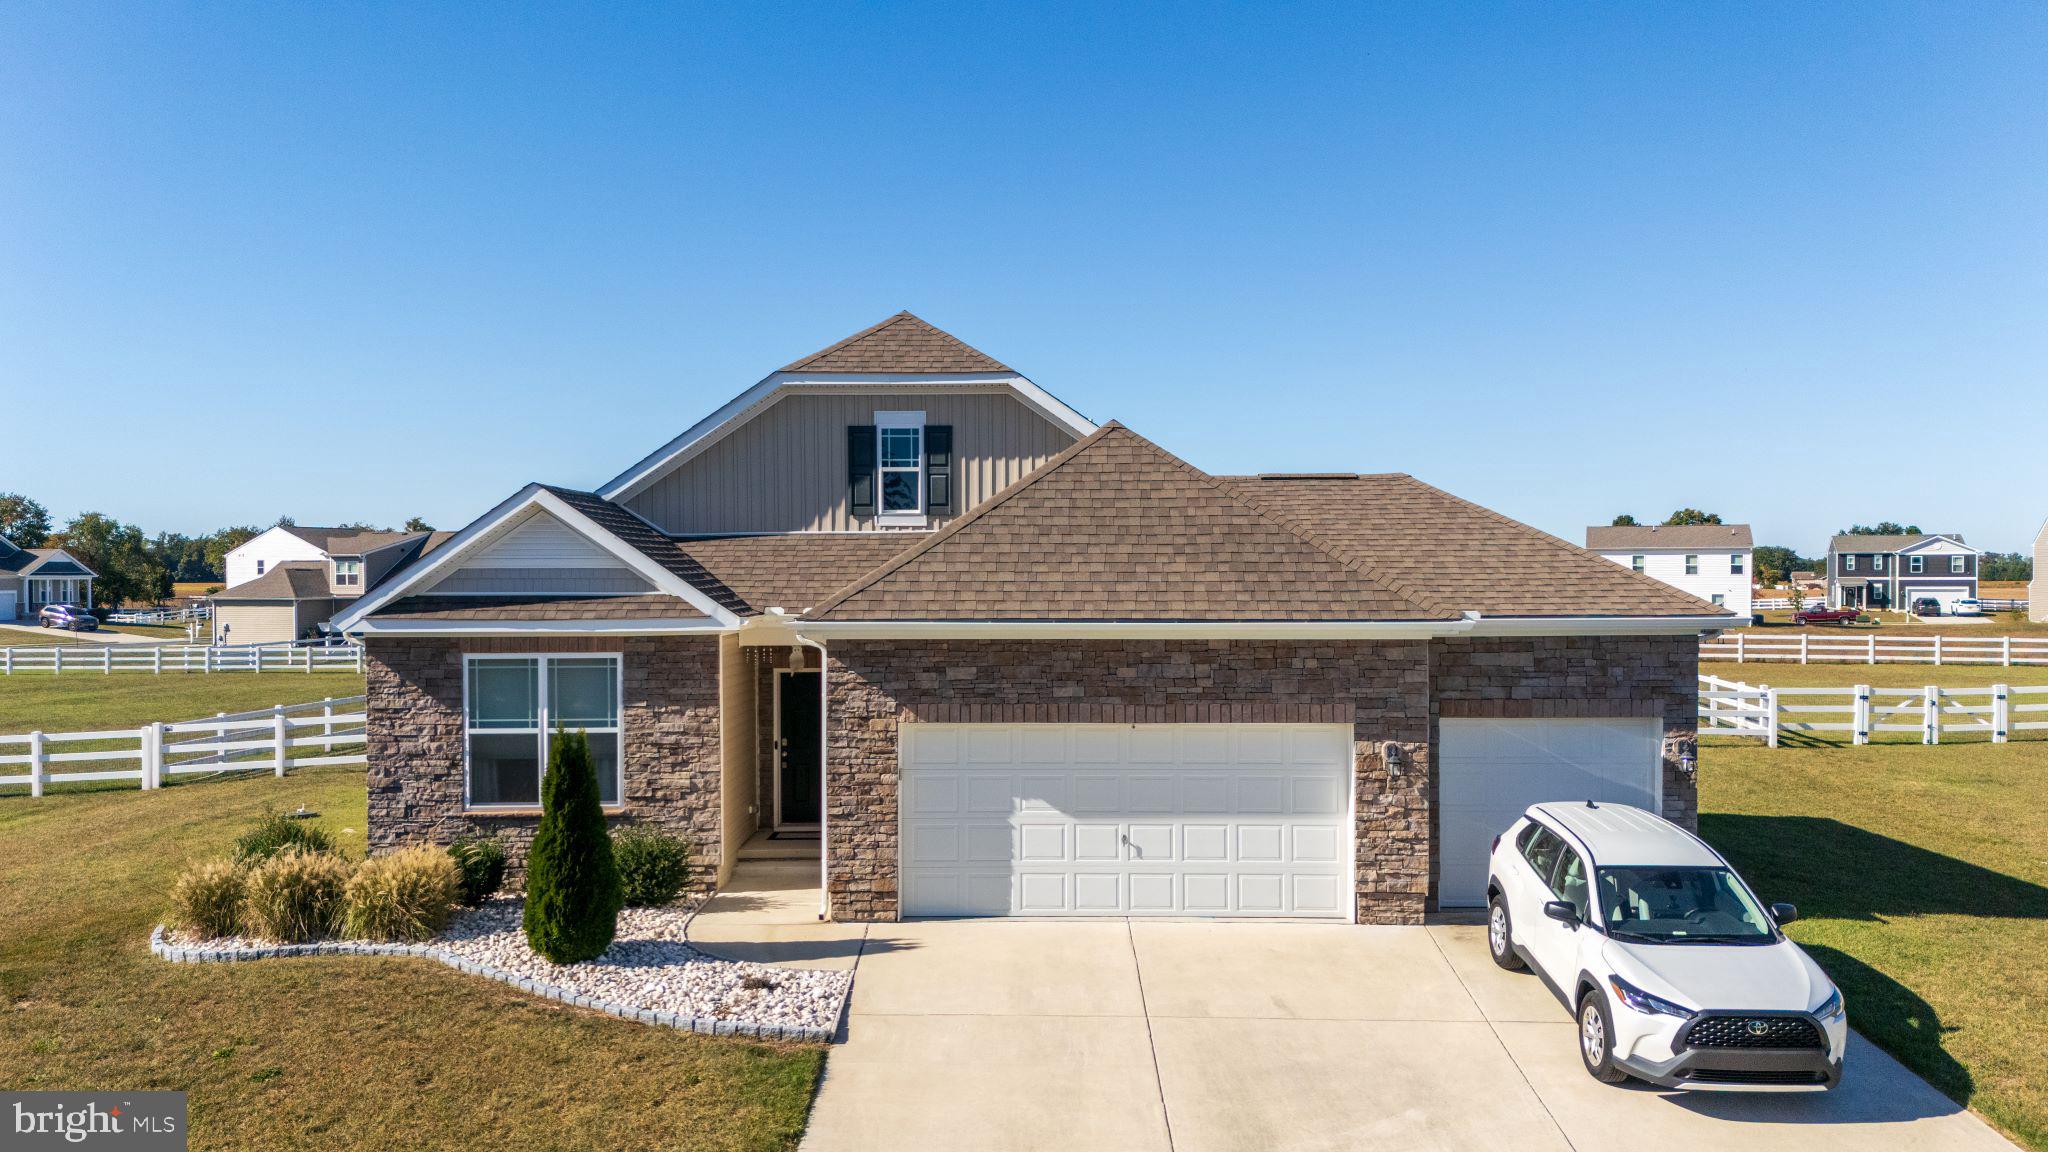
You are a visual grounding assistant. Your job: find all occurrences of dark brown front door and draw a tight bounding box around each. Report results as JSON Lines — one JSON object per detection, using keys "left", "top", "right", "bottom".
{"left": 778, "top": 672, "right": 821, "bottom": 825}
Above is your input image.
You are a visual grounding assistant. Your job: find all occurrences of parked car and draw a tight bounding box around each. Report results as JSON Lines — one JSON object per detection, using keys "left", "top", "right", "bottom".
{"left": 1790, "top": 605, "right": 1860, "bottom": 625}
{"left": 37, "top": 603, "right": 99, "bottom": 631}
{"left": 1949, "top": 598, "right": 1984, "bottom": 617}
{"left": 1485, "top": 803, "right": 1846, "bottom": 1090}
{"left": 1911, "top": 597, "right": 1942, "bottom": 617}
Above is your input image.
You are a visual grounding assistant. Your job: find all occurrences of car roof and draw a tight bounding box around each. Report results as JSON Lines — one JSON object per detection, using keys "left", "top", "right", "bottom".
{"left": 1529, "top": 802, "right": 1722, "bottom": 867}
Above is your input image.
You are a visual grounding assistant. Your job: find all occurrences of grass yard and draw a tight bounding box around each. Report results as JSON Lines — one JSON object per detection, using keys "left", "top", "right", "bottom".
{"left": 1702, "top": 661, "right": 2048, "bottom": 689}
{"left": 0, "top": 766, "right": 822, "bottom": 1151}
{"left": 1701, "top": 740, "right": 2048, "bottom": 1150}
{"left": 0, "top": 671, "right": 369, "bottom": 733}
{"left": 102, "top": 623, "right": 202, "bottom": 642}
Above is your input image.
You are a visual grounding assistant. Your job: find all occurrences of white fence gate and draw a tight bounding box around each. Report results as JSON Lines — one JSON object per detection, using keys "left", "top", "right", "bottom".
{"left": 0, "top": 696, "right": 367, "bottom": 797}
{"left": 1699, "top": 676, "right": 2048, "bottom": 746}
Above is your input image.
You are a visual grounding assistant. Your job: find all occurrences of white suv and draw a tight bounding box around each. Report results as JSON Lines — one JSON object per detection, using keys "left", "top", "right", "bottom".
{"left": 1485, "top": 802, "right": 1846, "bottom": 1090}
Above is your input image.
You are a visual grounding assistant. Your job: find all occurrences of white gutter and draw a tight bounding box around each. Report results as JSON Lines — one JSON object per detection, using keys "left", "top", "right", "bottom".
{"left": 785, "top": 618, "right": 1477, "bottom": 641}
{"left": 346, "top": 618, "right": 731, "bottom": 637}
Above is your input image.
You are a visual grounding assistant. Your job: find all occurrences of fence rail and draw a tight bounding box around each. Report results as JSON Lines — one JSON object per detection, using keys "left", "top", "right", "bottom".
{"left": 1700, "top": 675, "right": 2048, "bottom": 746}
{"left": 1981, "top": 598, "right": 2030, "bottom": 613}
{"left": 104, "top": 605, "right": 214, "bottom": 625}
{"left": 1703, "top": 632, "right": 2048, "bottom": 667}
{"left": 0, "top": 696, "right": 366, "bottom": 797}
{"left": 0, "top": 640, "right": 363, "bottom": 675}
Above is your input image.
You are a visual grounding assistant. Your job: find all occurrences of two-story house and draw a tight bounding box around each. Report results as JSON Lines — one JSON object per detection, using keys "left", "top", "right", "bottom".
{"left": 211, "top": 526, "right": 447, "bottom": 644}
{"left": 1826, "top": 532, "right": 1979, "bottom": 614}
{"left": 1584, "top": 524, "right": 1753, "bottom": 617}
{"left": 333, "top": 312, "right": 1736, "bottom": 924}
{"left": 0, "top": 534, "right": 98, "bottom": 621}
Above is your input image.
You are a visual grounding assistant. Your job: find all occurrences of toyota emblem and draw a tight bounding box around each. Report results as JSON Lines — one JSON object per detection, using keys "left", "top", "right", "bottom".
{"left": 1745, "top": 1020, "right": 1770, "bottom": 1037}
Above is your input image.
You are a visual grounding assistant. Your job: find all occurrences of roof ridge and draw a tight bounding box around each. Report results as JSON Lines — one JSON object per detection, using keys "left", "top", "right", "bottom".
{"left": 780, "top": 311, "right": 1012, "bottom": 374}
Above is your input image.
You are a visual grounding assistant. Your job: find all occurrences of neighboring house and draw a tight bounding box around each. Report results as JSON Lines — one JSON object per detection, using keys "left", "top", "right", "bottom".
{"left": 1584, "top": 524, "right": 1754, "bottom": 617}
{"left": 212, "top": 526, "right": 448, "bottom": 644}
{"left": 1787, "top": 570, "right": 1825, "bottom": 596}
{"left": 0, "top": 535, "right": 98, "bottom": 621}
{"left": 334, "top": 312, "right": 1735, "bottom": 925}
{"left": 2031, "top": 518, "right": 2047, "bottom": 623}
{"left": 1826, "top": 532, "right": 1979, "bottom": 613}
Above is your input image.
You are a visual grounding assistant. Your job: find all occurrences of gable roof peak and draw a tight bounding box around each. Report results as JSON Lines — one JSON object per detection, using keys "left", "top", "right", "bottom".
{"left": 780, "top": 311, "right": 1013, "bottom": 375}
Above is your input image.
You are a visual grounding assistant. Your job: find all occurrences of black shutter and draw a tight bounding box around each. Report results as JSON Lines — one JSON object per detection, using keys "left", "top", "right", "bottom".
{"left": 925, "top": 425, "right": 953, "bottom": 514}
{"left": 848, "top": 425, "right": 876, "bottom": 516}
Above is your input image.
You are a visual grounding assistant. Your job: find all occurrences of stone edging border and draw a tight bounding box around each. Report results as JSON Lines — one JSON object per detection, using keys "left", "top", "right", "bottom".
{"left": 149, "top": 924, "right": 841, "bottom": 1043}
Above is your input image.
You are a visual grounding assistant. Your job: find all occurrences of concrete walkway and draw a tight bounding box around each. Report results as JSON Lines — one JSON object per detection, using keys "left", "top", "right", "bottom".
{"left": 694, "top": 864, "right": 2017, "bottom": 1152}
{"left": 0, "top": 623, "right": 170, "bottom": 645}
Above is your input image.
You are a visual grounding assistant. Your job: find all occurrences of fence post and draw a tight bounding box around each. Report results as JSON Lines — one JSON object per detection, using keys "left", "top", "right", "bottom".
{"left": 2003, "top": 636, "right": 2012, "bottom": 667}
{"left": 139, "top": 723, "right": 157, "bottom": 790}
{"left": 1735, "top": 633, "right": 1745, "bottom": 663}
{"left": 28, "top": 731, "right": 45, "bottom": 798}
{"left": 1993, "top": 684, "right": 2009, "bottom": 744}
{"left": 153, "top": 646, "right": 162, "bottom": 674}
{"left": 204, "top": 647, "right": 213, "bottom": 674}
{"left": 53, "top": 647, "right": 62, "bottom": 674}
{"left": 322, "top": 697, "right": 334, "bottom": 741}
{"left": 273, "top": 706, "right": 288, "bottom": 777}
{"left": 1853, "top": 685, "right": 1870, "bottom": 744}
{"left": 103, "top": 646, "right": 112, "bottom": 674}
{"left": 1924, "top": 686, "right": 1940, "bottom": 744}
{"left": 1764, "top": 685, "right": 1779, "bottom": 749}
{"left": 1800, "top": 634, "right": 1809, "bottom": 665}
{"left": 1934, "top": 635, "right": 1943, "bottom": 667}
{"left": 3, "top": 647, "right": 9, "bottom": 675}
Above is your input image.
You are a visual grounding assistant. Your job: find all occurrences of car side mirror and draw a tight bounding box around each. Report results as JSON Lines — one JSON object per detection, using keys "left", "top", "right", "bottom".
{"left": 1543, "top": 900, "right": 1580, "bottom": 927}
{"left": 1770, "top": 902, "right": 1798, "bottom": 924}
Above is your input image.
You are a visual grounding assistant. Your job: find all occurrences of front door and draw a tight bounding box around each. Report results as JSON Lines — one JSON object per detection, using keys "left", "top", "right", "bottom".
{"left": 778, "top": 671, "right": 822, "bottom": 826}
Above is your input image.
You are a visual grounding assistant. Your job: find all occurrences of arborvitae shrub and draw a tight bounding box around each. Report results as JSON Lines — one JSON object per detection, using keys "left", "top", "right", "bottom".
{"left": 521, "top": 729, "right": 622, "bottom": 963}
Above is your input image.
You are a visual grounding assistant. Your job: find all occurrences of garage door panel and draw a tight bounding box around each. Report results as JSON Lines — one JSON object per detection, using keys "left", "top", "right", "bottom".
{"left": 901, "top": 724, "right": 1354, "bottom": 919}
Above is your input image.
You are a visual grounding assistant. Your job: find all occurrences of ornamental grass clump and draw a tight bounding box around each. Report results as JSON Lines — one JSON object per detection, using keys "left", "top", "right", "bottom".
{"left": 233, "top": 811, "right": 334, "bottom": 864}
{"left": 613, "top": 827, "right": 691, "bottom": 907}
{"left": 343, "top": 847, "right": 463, "bottom": 942}
{"left": 522, "top": 729, "right": 623, "bottom": 964}
{"left": 169, "top": 859, "right": 246, "bottom": 939}
{"left": 242, "top": 848, "right": 350, "bottom": 943}
{"left": 447, "top": 837, "right": 508, "bottom": 906}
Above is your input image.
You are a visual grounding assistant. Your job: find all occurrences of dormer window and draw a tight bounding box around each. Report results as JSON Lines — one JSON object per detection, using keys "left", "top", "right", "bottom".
{"left": 334, "top": 558, "right": 363, "bottom": 588}
{"left": 877, "top": 412, "right": 926, "bottom": 518}
{"left": 848, "top": 411, "right": 952, "bottom": 527}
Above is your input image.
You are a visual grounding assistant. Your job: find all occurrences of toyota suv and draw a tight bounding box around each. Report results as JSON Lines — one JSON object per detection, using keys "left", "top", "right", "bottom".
{"left": 1485, "top": 802, "right": 1846, "bottom": 1090}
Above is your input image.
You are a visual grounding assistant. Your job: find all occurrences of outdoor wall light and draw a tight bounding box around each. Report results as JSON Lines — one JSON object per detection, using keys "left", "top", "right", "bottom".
{"left": 1380, "top": 741, "right": 1404, "bottom": 777}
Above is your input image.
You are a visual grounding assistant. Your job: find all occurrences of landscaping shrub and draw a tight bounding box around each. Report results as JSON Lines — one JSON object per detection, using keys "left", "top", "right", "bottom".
{"left": 522, "top": 729, "right": 622, "bottom": 964}
{"left": 343, "top": 847, "right": 462, "bottom": 942}
{"left": 447, "top": 837, "right": 508, "bottom": 906}
{"left": 613, "top": 827, "right": 691, "bottom": 907}
{"left": 233, "top": 811, "right": 334, "bottom": 864}
{"left": 243, "top": 848, "right": 350, "bottom": 943}
{"left": 169, "top": 859, "right": 245, "bottom": 939}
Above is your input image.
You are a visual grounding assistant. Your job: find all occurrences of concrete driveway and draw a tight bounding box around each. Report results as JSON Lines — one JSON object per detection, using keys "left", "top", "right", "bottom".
{"left": 788, "top": 915, "right": 2016, "bottom": 1152}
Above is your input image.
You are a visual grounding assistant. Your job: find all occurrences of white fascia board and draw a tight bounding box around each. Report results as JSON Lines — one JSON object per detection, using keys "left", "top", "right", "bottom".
{"left": 349, "top": 618, "right": 730, "bottom": 637}
{"left": 786, "top": 619, "right": 1472, "bottom": 641}
{"left": 1896, "top": 536, "right": 1977, "bottom": 556}
{"left": 18, "top": 549, "right": 97, "bottom": 579}
{"left": 1460, "top": 614, "right": 1742, "bottom": 636}
{"left": 331, "top": 485, "right": 743, "bottom": 632}
{"left": 596, "top": 371, "right": 1096, "bottom": 502}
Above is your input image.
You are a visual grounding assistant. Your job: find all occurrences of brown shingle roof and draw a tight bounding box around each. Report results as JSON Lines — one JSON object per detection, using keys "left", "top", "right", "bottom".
{"left": 279, "top": 526, "right": 426, "bottom": 554}
{"left": 1219, "top": 475, "right": 1726, "bottom": 618}
{"left": 780, "top": 312, "right": 1012, "bottom": 374}
{"left": 1586, "top": 524, "right": 1754, "bottom": 550}
{"left": 806, "top": 424, "right": 1453, "bottom": 622}
{"left": 539, "top": 486, "right": 752, "bottom": 616}
{"left": 372, "top": 594, "right": 706, "bottom": 621}
{"left": 677, "top": 533, "right": 931, "bottom": 614}
{"left": 1827, "top": 533, "right": 1967, "bottom": 553}
{"left": 214, "top": 562, "right": 333, "bottom": 602}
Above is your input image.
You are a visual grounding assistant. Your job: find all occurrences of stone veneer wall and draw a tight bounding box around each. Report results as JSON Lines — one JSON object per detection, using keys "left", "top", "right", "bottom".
{"left": 821, "top": 639, "right": 1432, "bottom": 924}
{"left": 365, "top": 636, "right": 723, "bottom": 891}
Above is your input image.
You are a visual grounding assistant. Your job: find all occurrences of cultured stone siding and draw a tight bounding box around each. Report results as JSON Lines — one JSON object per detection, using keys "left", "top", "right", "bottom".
{"left": 365, "top": 636, "right": 723, "bottom": 891}
{"left": 821, "top": 639, "right": 1432, "bottom": 924}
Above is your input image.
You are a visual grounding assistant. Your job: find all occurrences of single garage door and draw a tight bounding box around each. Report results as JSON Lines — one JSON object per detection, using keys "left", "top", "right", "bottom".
{"left": 900, "top": 723, "right": 1353, "bottom": 918}
{"left": 1438, "top": 718, "right": 1663, "bottom": 908}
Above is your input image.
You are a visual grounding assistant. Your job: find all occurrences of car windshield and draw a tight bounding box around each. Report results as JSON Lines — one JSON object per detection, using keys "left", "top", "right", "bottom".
{"left": 1596, "top": 866, "right": 1775, "bottom": 944}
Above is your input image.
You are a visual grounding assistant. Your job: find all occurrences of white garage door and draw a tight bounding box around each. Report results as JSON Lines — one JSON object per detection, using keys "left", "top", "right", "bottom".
{"left": 1438, "top": 718, "right": 1663, "bottom": 908}
{"left": 900, "top": 724, "right": 1353, "bottom": 919}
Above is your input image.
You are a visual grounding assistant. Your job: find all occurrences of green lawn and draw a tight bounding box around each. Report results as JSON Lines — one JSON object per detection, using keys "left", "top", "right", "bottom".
{"left": 0, "top": 671, "right": 369, "bottom": 732}
{"left": 1702, "top": 740, "right": 2048, "bottom": 1150}
{"left": 0, "top": 766, "right": 822, "bottom": 1151}
{"left": 1703, "top": 661, "right": 2048, "bottom": 690}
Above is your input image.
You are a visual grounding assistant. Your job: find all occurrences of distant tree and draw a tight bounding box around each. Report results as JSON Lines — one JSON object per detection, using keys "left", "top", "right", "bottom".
{"left": 1609, "top": 514, "right": 1639, "bottom": 527}
{"left": 333, "top": 520, "right": 384, "bottom": 531}
{"left": 402, "top": 516, "right": 433, "bottom": 533}
{"left": 1981, "top": 553, "right": 2034, "bottom": 582}
{"left": 274, "top": 515, "right": 296, "bottom": 528}
{"left": 0, "top": 493, "right": 53, "bottom": 546}
{"left": 49, "top": 513, "right": 170, "bottom": 608}
{"left": 1840, "top": 521, "right": 1921, "bottom": 536}
{"left": 1752, "top": 545, "right": 1818, "bottom": 585}
{"left": 1663, "top": 508, "right": 1723, "bottom": 526}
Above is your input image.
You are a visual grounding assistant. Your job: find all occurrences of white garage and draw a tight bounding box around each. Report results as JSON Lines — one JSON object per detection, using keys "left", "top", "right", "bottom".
{"left": 1437, "top": 718, "right": 1664, "bottom": 908}
{"left": 899, "top": 723, "right": 1354, "bottom": 919}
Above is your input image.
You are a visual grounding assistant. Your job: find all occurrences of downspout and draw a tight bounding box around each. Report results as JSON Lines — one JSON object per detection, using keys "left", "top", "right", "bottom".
{"left": 794, "top": 633, "right": 830, "bottom": 922}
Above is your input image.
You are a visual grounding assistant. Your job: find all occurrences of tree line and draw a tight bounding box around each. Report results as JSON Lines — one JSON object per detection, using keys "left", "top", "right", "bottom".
{"left": 0, "top": 492, "right": 432, "bottom": 610}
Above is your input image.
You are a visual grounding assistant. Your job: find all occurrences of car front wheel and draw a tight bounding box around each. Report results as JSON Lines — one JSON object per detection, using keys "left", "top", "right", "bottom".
{"left": 1578, "top": 990, "right": 1629, "bottom": 1084}
{"left": 1487, "top": 896, "right": 1525, "bottom": 971}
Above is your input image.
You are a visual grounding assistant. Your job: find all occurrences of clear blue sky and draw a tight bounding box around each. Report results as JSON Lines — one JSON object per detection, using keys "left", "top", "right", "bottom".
{"left": 4, "top": 4, "right": 2042, "bottom": 556}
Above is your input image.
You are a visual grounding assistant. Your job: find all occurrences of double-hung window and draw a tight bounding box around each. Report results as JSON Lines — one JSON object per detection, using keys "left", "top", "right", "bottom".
{"left": 1684, "top": 554, "right": 1699, "bottom": 575}
{"left": 875, "top": 411, "right": 925, "bottom": 519}
{"left": 1909, "top": 555, "right": 1924, "bottom": 574}
{"left": 1845, "top": 555, "right": 1857, "bottom": 572}
{"left": 1950, "top": 555, "right": 1967, "bottom": 574}
{"left": 1630, "top": 555, "right": 1644, "bottom": 573}
{"left": 465, "top": 655, "right": 622, "bottom": 808}
{"left": 1873, "top": 555, "right": 1885, "bottom": 572}
{"left": 333, "top": 559, "right": 362, "bottom": 588}
{"left": 1730, "top": 554, "right": 1745, "bottom": 575}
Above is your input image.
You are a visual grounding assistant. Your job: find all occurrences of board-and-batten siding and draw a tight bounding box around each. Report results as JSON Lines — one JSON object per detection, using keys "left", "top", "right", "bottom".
{"left": 214, "top": 603, "right": 303, "bottom": 645}
{"left": 422, "top": 509, "right": 655, "bottom": 597}
{"left": 624, "top": 391, "right": 1078, "bottom": 534}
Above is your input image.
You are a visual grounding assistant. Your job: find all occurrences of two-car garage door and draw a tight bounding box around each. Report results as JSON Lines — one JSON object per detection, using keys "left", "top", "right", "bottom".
{"left": 900, "top": 724, "right": 1353, "bottom": 919}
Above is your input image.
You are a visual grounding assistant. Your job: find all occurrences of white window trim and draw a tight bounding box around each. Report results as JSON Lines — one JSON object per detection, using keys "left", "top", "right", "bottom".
{"left": 1845, "top": 555, "right": 1857, "bottom": 572}
{"left": 1730, "top": 554, "right": 1745, "bottom": 575}
{"left": 333, "top": 558, "right": 363, "bottom": 588}
{"left": 874, "top": 410, "right": 927, "bottom": 527}
{"left": 1684, "top": 554, "right": 1699, "bottom": 575}
{"left": 1950, "top": 555, "right": 1967, "bottom": 574}
{"left": 255, "top": 559, "right": 266, "bottom": 575}
{"left": 1630, "top": 555, "right": 1644, "bottom": 573}
{"left": 462, "top": 653, "right": 625, "bottom": 811}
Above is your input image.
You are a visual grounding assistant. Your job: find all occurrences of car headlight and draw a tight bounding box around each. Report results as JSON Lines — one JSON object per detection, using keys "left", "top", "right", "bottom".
{"left": 1813, "top": 988, "right": 1845, "bottom": 1022}
{"left": 1608, "top": 976, "right": 1693, "bottom": 1019}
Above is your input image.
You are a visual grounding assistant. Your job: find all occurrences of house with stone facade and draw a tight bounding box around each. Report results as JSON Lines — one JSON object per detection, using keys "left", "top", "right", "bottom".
{"left": 335, "top": 312, "right": 1736, "bottom": 925}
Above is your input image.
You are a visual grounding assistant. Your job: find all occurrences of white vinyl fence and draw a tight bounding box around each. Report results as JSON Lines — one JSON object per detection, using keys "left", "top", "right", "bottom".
{"left": 1981, "top": 598, "right": 2030, "bottom": 613}
{"left": 1699, "top": 674, "right": 2048, "bottom": 747}
{"left": 1703, "top": 632, "right": 2048, "bottom": 667}
{"left": 104, "top": 605, "right": 214, "bottom": 625}
{"left": 0, "top": 696, "right": 366, "bottom": 798}
{"left": 0, "top": 640, "right": 363, "bottom": 675}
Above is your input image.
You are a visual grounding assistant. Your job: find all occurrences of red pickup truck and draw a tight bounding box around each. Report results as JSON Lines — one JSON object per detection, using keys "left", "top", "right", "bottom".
{"left": 1791, "top": 605, "right": 1862, "bottom": 625}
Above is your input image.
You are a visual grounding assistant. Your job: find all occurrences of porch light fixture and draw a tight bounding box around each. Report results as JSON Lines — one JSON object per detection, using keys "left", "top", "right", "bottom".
{"left": 1379, "top": 741, "right": 1404, "bottom": 777}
